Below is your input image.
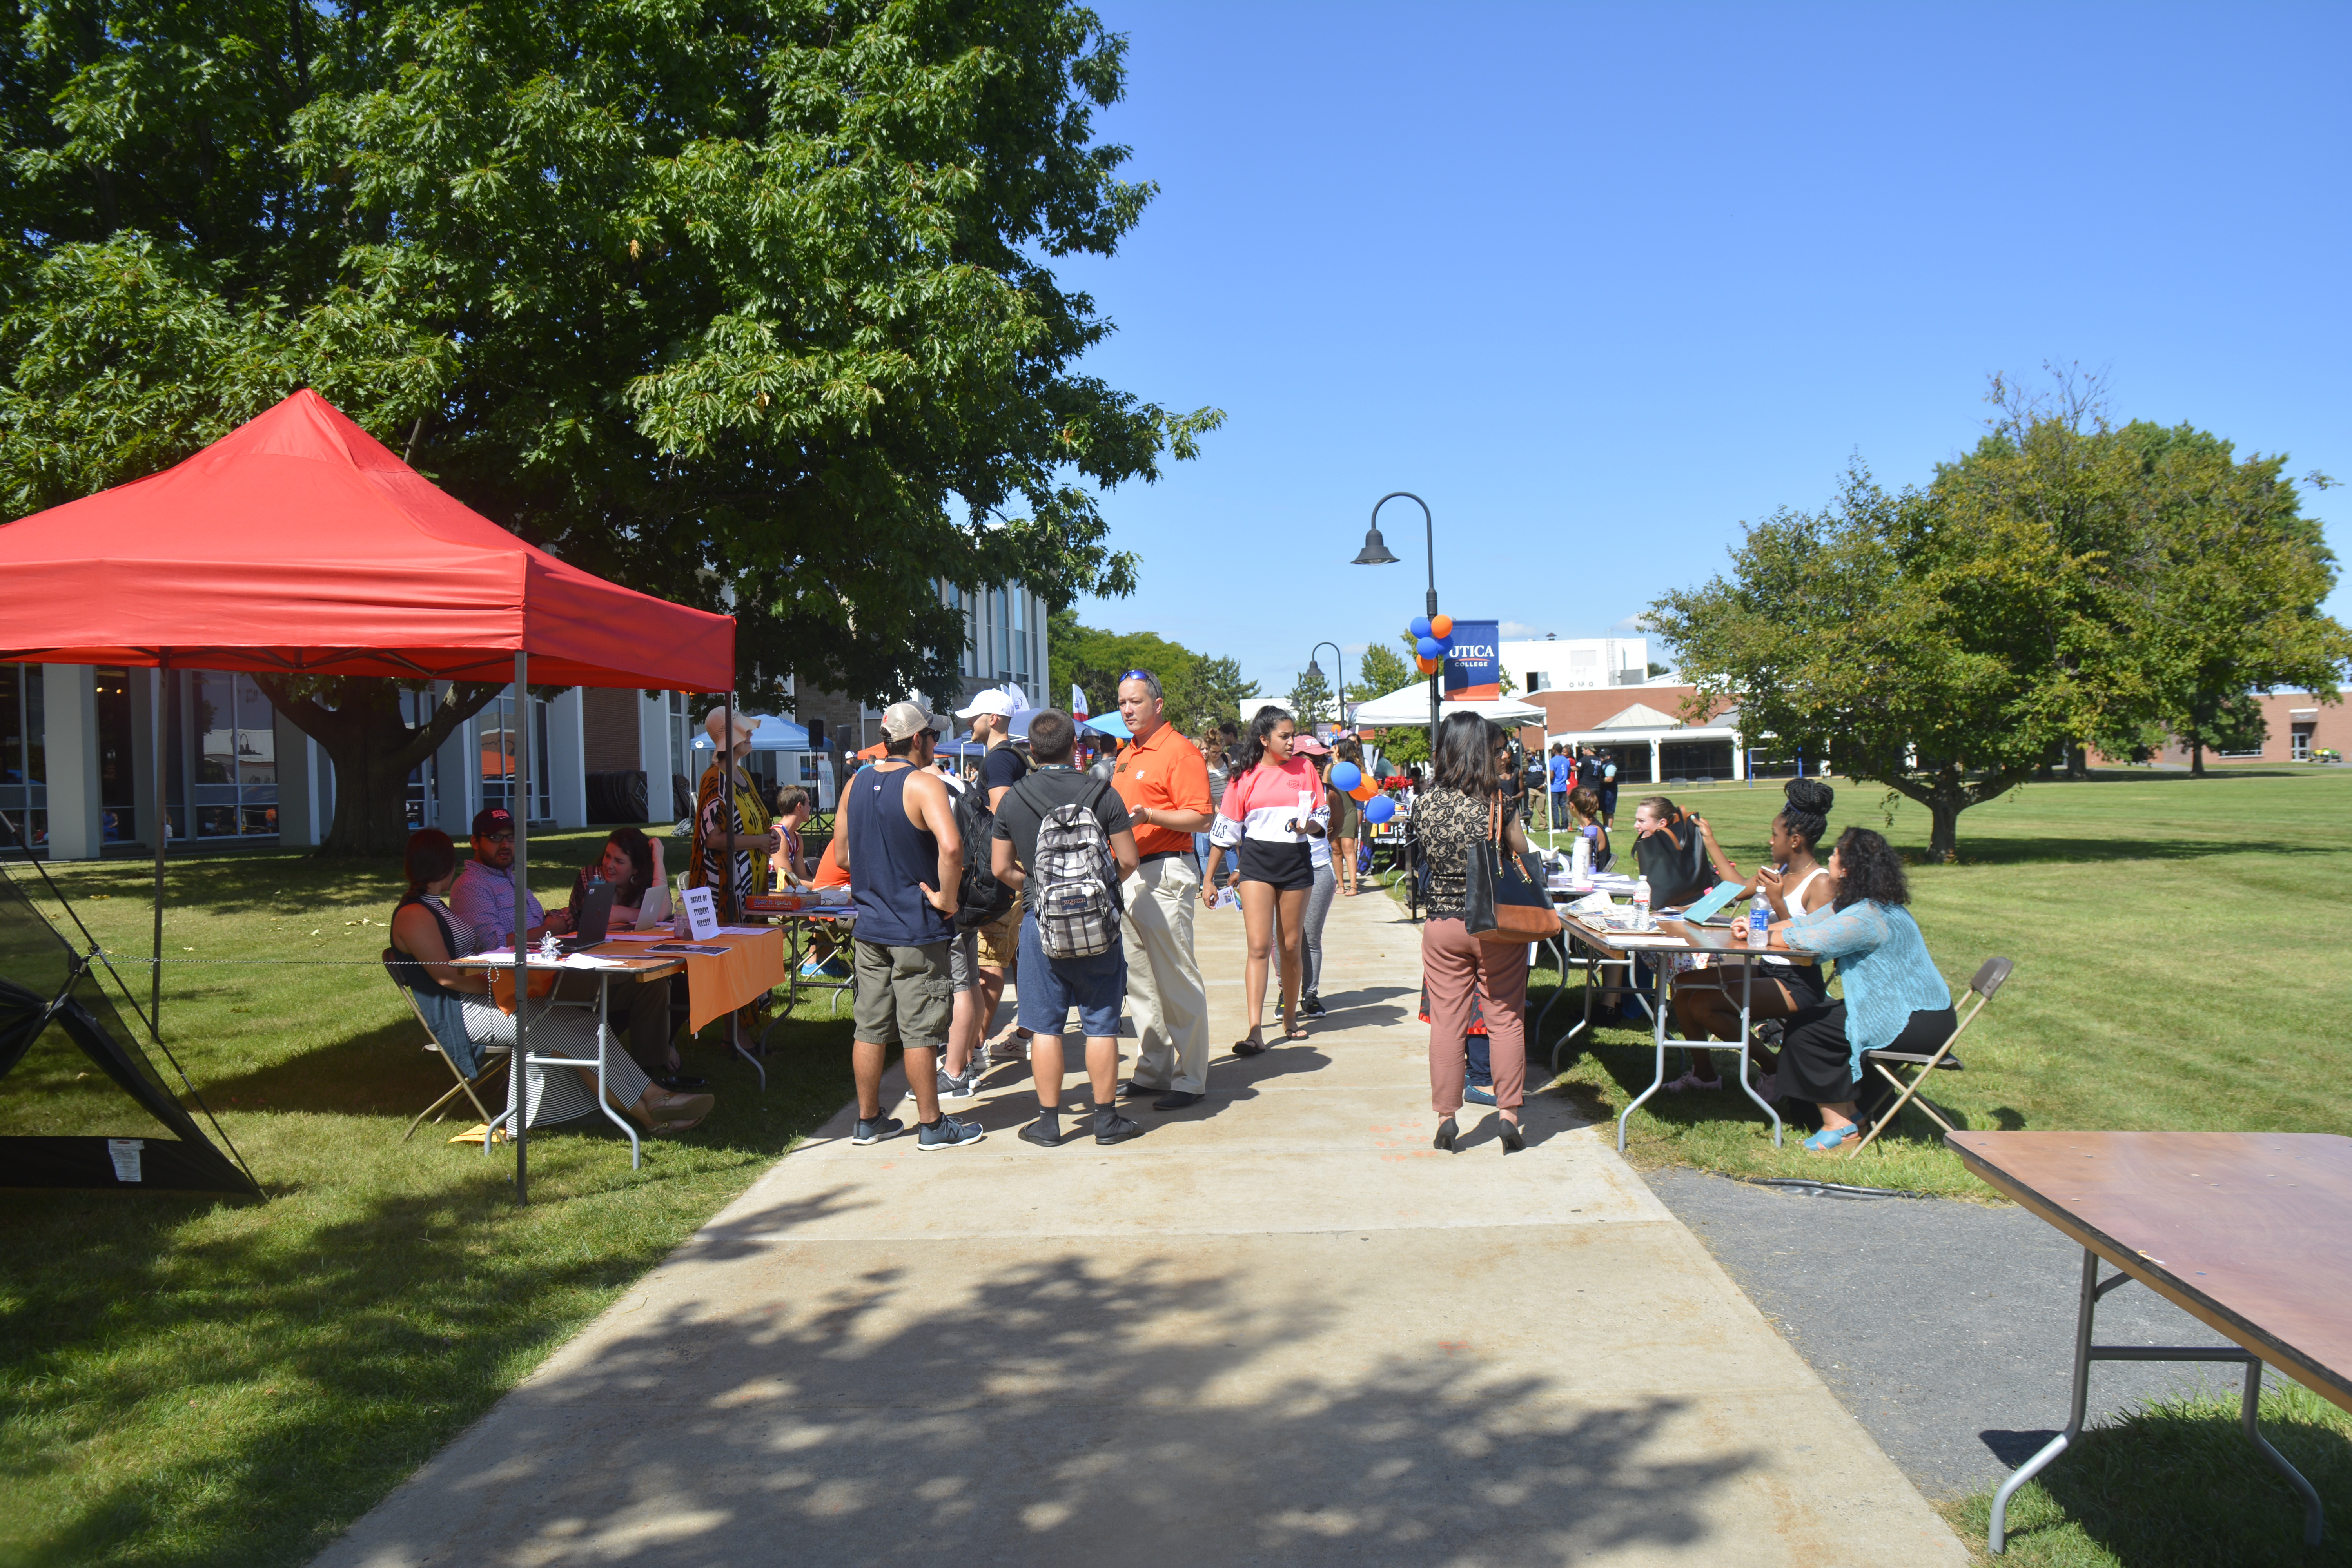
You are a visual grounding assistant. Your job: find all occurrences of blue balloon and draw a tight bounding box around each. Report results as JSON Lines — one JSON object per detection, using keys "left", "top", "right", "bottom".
{"left": 1363, "top": 795, "right": 1397, "bottom": 825}
{"left": 1329, "top": 761, "right": 1361, "bottom": 793}
{"left": 1409, "top": 616, "right": 1433, "bottom": 639}
{"left": 1416, "top": 635, "right": 1443, "bottom": 660}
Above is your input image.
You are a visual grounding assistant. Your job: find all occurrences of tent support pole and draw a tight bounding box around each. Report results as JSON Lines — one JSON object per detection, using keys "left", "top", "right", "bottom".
{"left": 513, "top": 650, "right": 530, "bottom": 1206}
{"left": 151, "top": 652, "right": 167, "bottom": 1042}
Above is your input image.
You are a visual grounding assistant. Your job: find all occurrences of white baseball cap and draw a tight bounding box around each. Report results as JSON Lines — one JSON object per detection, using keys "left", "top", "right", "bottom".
{"left": 878, "top": 700, "right": 941, "bottom": 741}
{"left": 955, "top": 688, "right": 1019, "bottom": 720}
{"left": 704, "top": 706, "right": 762, "bottom": 743}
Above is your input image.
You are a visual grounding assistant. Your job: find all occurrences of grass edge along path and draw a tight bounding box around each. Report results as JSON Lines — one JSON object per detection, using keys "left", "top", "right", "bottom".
{"left": 0, "top": 829, "right": 859, "bottom": 1568}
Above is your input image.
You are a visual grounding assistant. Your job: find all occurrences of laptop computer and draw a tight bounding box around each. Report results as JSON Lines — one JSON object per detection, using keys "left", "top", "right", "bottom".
{"left": 559, "top": 879, "right": 615, "bottom": 954}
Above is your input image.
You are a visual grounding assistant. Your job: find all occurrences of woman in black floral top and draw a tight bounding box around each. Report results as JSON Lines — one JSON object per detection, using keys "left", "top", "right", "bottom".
{"left": 1419, "top": 711, "right": 1534, "bottom": 1153}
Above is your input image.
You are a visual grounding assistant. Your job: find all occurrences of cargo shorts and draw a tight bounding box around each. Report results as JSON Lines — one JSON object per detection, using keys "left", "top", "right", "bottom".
{"left": 851, "top": 938, "right": 952, "bottom": 1050}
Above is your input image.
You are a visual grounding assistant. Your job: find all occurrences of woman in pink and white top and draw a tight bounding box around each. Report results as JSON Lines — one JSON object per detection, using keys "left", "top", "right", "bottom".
{"left": 1202, "top": 706, "right": 1328, "bottom": 1053}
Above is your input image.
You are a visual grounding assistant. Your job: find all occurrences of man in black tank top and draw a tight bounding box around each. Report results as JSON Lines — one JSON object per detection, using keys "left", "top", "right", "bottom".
{"left": 837, "top": 701, "right": 985, "bottom": 1151}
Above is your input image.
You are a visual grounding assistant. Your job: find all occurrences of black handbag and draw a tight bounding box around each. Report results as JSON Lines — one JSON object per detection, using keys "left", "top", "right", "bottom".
{"left": 1463, "top": 797, "right": 1563, "bottom": 945}
{"left": 1633, "top": 809, "right": 1712, "bottom": 907}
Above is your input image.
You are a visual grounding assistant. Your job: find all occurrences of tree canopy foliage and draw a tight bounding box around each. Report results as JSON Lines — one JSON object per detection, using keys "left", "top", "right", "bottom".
{"left": 1649, "top": 375, "right": 2348, "bottom": 858}
{"left": 1047, "top": 607, "right": 1254, "bottom": 737}
{"left": 0, "top": 0, "right": 1219, "bottom": 849}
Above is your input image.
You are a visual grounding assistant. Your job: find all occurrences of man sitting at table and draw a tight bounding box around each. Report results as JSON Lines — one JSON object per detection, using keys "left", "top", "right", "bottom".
{"left": 453, "top": 809, "right": 682, "bottom": 1085}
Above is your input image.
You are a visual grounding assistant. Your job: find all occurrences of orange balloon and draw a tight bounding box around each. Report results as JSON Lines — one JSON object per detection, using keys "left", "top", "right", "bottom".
{"left": 1430, "top": 614, "right": 1453, "bottom": 639}
{"left": 1350, "top": 780, "right": 1378, "bottom": 802}
{"left": 1416, "top": 655, "right": 1439, "bottom": 673}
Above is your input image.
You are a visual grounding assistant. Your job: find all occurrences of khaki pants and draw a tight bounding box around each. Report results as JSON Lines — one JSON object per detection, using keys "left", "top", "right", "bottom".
{"left": 1121, "top": 854, "right": 1210, "bottom": 1094}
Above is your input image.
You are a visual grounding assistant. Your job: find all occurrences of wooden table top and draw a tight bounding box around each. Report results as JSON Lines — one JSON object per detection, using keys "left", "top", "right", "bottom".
{"left": 1949, "top": 1130, "right": 2352, "bottom": 1414}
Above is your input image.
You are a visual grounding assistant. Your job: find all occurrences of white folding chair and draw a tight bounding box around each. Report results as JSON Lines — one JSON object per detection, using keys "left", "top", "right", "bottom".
{"left": 1848, "top": 956, "right": 2011, "bottom": 1157}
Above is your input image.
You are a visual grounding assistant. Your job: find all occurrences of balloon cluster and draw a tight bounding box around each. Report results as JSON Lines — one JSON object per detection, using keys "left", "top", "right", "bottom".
{"left": 1408, "top": 613, "right": 1456, "bottom": 675}
{"left": 1330, "top": 758, "right": 1397, "bottom": 822}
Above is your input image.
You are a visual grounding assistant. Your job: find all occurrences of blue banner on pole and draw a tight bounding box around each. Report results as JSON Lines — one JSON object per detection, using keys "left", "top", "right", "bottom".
{"left": 1442, "top": 620, "right": 1500, "bottom": 697}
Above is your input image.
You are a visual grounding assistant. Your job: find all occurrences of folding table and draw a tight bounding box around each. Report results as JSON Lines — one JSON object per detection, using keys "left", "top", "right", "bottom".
{"left": 1951, "top": 1130, "right": 2350, "bottom": 1552}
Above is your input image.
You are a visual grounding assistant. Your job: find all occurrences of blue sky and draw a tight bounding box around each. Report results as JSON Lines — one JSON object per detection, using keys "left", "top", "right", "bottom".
{"left": 1050, "top": 2, "right": 2351, "bottom": 701}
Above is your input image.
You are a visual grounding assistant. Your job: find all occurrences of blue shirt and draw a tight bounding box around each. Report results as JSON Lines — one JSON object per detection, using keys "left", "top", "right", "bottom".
{"left": 1785, "top": 900, "right": 1952, "bottom": 1072}
{"left": 449, "top": 858, "right": 544, "bottom": 953}
{"left": 1548, "top": 757, "right": 1572, "bottom": 792}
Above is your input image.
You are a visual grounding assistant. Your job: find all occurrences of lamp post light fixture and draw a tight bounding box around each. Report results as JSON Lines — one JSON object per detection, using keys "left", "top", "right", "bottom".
{"left": 1354, "top": 491, "right": 1440, "bottom": 745}
{"left": 1307, "top": 641, "right": 1347, "bottom": 738}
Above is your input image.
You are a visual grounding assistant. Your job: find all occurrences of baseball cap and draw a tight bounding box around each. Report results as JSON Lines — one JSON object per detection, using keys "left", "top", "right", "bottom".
{"left": 1292, "top": 736, "right": 1331, "bottom": 755}
{"left": 470, "top": 807, "right": 514, "bottom": 837}
{"left": 955, "top": 688, "right": 1018, "bottom": 720}
{"left": 879, "top": 700, "right": 940, "bottom": 741}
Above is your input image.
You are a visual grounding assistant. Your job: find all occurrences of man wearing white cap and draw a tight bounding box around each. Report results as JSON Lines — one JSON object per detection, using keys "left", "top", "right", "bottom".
{"left": 837, "top": 700, "right": 984, "bottom": 1150}
{"left": 954, "top": 686, "right": 1030, "bottom": 1060}
{"left": 691, "top": 706, "right": 782, "bottom": 918}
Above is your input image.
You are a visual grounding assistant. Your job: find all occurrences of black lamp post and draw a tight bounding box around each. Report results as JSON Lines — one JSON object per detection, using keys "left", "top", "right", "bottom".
{"left": 1307, "top": 641, "right": 1346, "bottom": 737}
{"left": 1354, "top": 491, "right": 1439, "bottom": 746}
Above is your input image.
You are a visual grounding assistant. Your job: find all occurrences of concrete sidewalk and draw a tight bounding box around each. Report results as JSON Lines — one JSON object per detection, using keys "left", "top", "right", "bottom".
{"left": 318, "top": 884, "right": 1966, "bottom": 1566}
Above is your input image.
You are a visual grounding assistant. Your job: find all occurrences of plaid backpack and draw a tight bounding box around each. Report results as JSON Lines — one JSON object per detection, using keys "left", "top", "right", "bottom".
{"left": 1028, "top": 782, "right": 1123, "bottom": 959}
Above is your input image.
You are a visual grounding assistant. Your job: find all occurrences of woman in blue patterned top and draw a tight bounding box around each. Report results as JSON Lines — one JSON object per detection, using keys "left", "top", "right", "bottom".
{"left": 1769, "top": 826, "right": 1955, "bottom": 1154}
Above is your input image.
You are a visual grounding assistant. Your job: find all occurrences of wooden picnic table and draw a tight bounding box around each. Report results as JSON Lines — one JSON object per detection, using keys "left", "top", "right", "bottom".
{"left": 1951, "top": 1129, "right": 2351, "bottom": 1552}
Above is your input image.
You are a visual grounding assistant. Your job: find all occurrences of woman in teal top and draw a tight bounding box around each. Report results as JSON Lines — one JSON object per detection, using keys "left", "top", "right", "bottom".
{"left": 1768, "top": 826, "right": 1954, "bottom": 1153}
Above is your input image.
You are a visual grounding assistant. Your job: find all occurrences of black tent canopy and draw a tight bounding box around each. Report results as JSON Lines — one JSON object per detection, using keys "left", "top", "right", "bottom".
{"left": 0, "top": 827, "right": 254, "bottom": 1196}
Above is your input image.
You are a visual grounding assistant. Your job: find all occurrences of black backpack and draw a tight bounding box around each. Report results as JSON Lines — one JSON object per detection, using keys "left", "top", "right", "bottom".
{"left": 1633, "top": 808, "right": 1713, "bottom": 907}
{"left": 952, "top": 786, "right": 1015, "bottom": 932}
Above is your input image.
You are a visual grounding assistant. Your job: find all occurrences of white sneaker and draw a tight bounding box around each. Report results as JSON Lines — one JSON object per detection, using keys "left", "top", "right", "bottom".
{"left": 1663, "top": 1070, "right": 1721, "bottom": 1094}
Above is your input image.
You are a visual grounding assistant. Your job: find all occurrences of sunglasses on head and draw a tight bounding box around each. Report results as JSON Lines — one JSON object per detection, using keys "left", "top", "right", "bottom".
{"left": 1120, "top": 669, "right": 1154, "bottom": 683}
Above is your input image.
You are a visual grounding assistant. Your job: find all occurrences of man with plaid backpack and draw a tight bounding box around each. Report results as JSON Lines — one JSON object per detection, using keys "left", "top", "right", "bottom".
{"left": 989, "top": 708, "right": 1145, "bottom": 1149}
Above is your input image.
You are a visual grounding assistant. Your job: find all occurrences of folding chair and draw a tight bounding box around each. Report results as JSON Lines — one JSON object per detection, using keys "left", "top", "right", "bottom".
{"left": 1848, "top": 956, "right": 2011, "bottom": 1157}
{"left": 383, "top": 951, "right": 511, "bottom": 1142}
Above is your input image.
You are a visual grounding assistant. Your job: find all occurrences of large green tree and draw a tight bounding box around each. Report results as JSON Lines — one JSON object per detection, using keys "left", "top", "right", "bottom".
{"left": 0, "top": 0, "right": 1218, "bottom": 851}
{"left": 1046, "top": 607, "right": 1254, "bottom": 737}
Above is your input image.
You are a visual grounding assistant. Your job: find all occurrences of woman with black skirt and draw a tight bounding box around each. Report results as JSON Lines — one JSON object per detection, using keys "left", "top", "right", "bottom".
{"left": 1766, "top": 826, "right": 1955, "bottom": 1153}
{"left": 1203, "top": 706, "right": 1327, "bottom": 1053}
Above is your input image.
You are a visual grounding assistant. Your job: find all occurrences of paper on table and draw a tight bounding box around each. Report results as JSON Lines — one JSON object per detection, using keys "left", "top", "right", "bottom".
{"left": 715, "top": 925, "right": 773, "bottom": 935}
{"left": 473, "top": 949, "right": 629, "bottom": 970}
{"left": 595, "top": 929, "right": 677, "bottom": 943}
{"left": 1612, "top": 933, "right": 1691, "bottom": 948}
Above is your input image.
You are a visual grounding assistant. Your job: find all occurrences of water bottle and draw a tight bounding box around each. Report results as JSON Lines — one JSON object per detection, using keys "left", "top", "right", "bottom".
{"left": 1570, "top": 831, "right": 1591, "bottom": 883}
{"left": 1633, "top": 875, "right": 1651, "bottom": 930}
{"left": 1748, "top": 900, "right": 1769, "bottom": 947}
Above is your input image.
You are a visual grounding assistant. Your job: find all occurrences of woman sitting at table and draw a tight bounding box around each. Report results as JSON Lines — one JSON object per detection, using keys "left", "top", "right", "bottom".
{"left": 565, "top": 826, "right": 686, "bottom": 1079}
{"left": 1565, "top": 786, "right": 1612, "bottom": 872}
{"left": 1668, "top": 778, "right": 1837, "bottom": 1090}
{"left": 1766, "top": 825, "right": 1955, "bottom": 1154}
{"left": 391, "top": 829, "right": 713, "bottom": 1134}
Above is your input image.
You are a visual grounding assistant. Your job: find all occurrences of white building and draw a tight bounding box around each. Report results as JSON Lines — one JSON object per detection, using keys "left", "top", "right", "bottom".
{"left": 1503, "top": 636, "right": 1651, "bottom": 693}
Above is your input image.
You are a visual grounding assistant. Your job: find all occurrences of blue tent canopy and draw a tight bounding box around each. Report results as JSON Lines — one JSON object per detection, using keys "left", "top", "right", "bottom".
{"left": 1080, "top": 712, "right": 1130, "bottom": 740}
{"left": 689, "top": 715, "right": 811, "bottom": 751}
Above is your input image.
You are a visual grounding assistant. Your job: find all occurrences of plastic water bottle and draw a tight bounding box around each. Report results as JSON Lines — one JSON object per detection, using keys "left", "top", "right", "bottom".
{"left": 1570, "top": 831, "right": 1591, "bottom": 883}
{"left": 1633, "top": 875, "right": 1651, "bottom": 930}
{"left": 1748, "top": 900, "right": 1769, "bottom": 947}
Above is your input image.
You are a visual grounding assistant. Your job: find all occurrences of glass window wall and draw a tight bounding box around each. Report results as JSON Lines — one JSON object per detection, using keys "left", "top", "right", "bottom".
{"left": 0, "top": 666, "right": 44, "bottom": 848}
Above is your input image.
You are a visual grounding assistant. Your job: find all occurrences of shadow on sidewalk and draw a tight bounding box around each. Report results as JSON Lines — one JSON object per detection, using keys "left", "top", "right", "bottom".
{"left": 334, "top": 1245, "right": 1766, "bottom": 1564}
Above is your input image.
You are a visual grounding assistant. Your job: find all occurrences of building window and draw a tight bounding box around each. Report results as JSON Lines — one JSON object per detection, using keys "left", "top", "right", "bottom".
{"left": 187, "top": 671, "right": 279, "bottom": 838}
{"left": 399, "top": 687, "right": 440, "bottom": 829}
{"left": 95, "top": 667, "right": 135, "bottom": 842}
{"left": 0, "top": 666, "right": 44, "bottom": 849}
{"left": 1524, "top": 671, "right": 1549, "bottom": 693}
{"left": 479, "top": 689, "right": 553, "bottom": 822}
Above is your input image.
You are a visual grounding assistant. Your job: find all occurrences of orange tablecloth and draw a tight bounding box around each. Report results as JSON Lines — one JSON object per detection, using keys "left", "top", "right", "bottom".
{"left": 477, "top": 929, "right": 786, "bottom": 1031}
{"left": 676, "top": 928, "right": 788, "bottom": 1032}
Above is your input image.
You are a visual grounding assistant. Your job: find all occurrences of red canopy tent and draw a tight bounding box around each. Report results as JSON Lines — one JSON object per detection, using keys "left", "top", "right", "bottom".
{"left": 0, "top": 390, "right": 739, "bottom": 1200}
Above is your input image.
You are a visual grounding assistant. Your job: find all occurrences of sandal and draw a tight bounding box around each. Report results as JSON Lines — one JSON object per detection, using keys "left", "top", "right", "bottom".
{"left": 1803, "top": 1122, "right": 1863, "bottom": 1154}
{"left": 1281, "top": 1009, "right": 1308, "bottom": 1042}
{"left": 1232, "top": 1033, "right": 1268, "bottom": 1058}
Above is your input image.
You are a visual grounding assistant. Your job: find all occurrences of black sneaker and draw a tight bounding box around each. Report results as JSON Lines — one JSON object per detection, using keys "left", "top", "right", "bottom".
{"left": 1301, "top": 993, "right": 1327, "bottom": 1018}
{"left": 1019, "top": 1111, "right": 1064, "bottom": 1147}
{"left": 1094, "top": 1109, "right": 1145, "bottom": 1145}
{"left": 1116, "top": 1078, "right": 1169, "bottom": 1103}
{"left": 917, "top": 1113, "right": 986, "bottom": 1151}
{"left": 852, "top": 1115, "right": 902, "bottom": 1145}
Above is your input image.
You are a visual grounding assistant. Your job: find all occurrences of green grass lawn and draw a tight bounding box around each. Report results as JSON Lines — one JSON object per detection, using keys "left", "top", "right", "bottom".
{"left": 0, "top": 830, "right": 858, "bottom": 1568}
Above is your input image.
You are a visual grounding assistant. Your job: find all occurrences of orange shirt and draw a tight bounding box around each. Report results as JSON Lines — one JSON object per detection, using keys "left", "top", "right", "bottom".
{"left": 1111, "top": 721, "right": 1214, "bottom": 858}
{"left": 813, "top": 836, "right": 850, "bottom": 890}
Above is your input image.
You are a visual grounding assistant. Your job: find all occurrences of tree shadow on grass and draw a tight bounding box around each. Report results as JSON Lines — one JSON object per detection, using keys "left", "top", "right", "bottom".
{"left": 1916, "top": 836, "right": 2348, "bottom": 867}
{"left": 308, "top": 1240, "right": 1771, "bottom": 1567}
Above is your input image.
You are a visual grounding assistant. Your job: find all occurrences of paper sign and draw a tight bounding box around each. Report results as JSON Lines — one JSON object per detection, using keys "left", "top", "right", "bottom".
{"left": 107, "top": 1138, "right": 143, "bottom": 1182}
{"left": 681, "top": 885, "right": 719, "bottom": 941}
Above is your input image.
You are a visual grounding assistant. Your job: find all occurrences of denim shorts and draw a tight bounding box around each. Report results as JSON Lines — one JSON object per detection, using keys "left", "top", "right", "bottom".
{"left": 1013, "top": 908, "right": 1127, "bottom": 1038}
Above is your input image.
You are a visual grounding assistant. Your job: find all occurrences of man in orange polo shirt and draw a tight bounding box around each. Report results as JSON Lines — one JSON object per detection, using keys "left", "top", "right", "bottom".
{"left": 1109, "top": 670, "right": 1216, "bottom": 1108}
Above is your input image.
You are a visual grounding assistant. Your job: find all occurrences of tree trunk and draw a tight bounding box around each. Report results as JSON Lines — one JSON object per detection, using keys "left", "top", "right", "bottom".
{"left": 2190, "top": 740, "right": 2205, "bottom": 778}
{"left": 1927, "top": 799, "right": 1960, "bottom": 863}
{"left": 254, "top": 676, "right": 505, "bottom": 856}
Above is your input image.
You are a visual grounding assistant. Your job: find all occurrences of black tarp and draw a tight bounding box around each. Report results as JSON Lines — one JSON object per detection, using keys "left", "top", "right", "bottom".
{"left": 0, "top": 826, "right": 256, "bottom": 1196}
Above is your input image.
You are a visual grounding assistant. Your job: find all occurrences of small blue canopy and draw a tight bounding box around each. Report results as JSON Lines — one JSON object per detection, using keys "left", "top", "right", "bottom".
{"left": 1080, "top": 712, "right": 1131, "bottom": 740}
{"left": 689, "top": 715, "right": 811, "bottom": 751}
